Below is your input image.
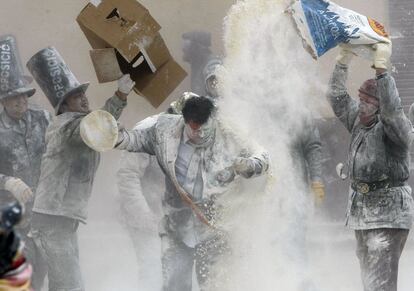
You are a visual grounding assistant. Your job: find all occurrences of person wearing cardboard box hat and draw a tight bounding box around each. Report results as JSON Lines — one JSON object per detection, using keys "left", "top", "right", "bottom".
{"left": 329, "top": 42, "right": 414, "bottom": 291}
{"left": 26, "top": 46, "right": 135, "bottom": 291}
{"left": 0, "top": 34, "right": 52, "bottom": 291}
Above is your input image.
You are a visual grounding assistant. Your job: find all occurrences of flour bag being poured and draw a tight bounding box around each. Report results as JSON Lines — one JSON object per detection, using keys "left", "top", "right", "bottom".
{"left": 287, "top": 0, "right": 390, "bottom": 59}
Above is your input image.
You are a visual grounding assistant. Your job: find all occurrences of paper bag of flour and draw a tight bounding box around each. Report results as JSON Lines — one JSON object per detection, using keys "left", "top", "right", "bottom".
{"left": 287, "top": 0, "right": 390, "bottom": 59}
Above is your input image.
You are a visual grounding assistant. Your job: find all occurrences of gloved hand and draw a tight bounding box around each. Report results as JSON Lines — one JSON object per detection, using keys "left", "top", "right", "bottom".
{"left": 233, "top": 157, "right": 255, "bottom": 178}
{"left": 311, "top": 181, "right": 325, "bottom": 206}
{"left": 336, "top": 44, "right": 355, "bottom": 65}
{"left": 372, "top": 42, "right": 392, "bottom": 70}
{"left": 117, "top": 74, "right": 135, "bottom": 95}
{"left": 215, "top": 167, "right": 236, "bottom": 185}
{"left": 4, "top": 178, "right": 33, "bottom": 205}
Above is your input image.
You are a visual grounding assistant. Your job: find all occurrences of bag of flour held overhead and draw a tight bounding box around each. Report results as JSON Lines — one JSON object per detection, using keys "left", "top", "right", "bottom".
{"left": 287, "top": 0, "right": 390, "bottom": 60}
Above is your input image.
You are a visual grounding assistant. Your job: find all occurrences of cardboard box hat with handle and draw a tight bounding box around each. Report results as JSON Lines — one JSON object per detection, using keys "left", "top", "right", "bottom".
{"left": 77, "top": 0, "right": 187, "bottom": 107}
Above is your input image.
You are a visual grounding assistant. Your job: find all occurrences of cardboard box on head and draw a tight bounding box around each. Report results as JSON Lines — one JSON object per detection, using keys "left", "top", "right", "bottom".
{"left": 77, "top": 0, "right": 187, "bottom": 108}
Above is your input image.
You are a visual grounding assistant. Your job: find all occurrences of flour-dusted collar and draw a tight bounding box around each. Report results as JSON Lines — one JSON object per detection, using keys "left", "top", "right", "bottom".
{"left": 183, "top": 118, "right": 216, "bottom": 148}
{"left": 182, "top": 128, "right": 191, "bottom": 145}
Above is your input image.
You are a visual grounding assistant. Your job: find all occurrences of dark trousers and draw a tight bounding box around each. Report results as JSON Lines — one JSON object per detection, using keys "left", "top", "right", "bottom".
{"left": 161, "top": 232, "right": 228, "bottom": 291}
{"left": 355, "top": 228, "right": 409, "bottom": 291}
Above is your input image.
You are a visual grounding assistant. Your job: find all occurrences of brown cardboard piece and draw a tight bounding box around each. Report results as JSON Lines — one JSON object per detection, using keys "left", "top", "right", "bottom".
{"left": 77, "top": 0, "right": 187, "bottom": 107}
{"left": 77, "top": 0, "right": 161, "bottom": 62}
{"left": 116, "top": 52, "right": 187, "bottom": 108}
{"left": 138, "top": 33, "right": 171, "bottom": 73}
{"left": 90, "top": 48, "right": 123, "bottom": 82}
{"left": 134, "top": 60, "right": 187, "bottom": 108}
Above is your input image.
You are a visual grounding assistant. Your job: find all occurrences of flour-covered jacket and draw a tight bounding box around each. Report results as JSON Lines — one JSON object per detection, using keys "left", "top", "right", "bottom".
{"left": 33, "top": 95, "right": 126, "bottom": 223}
{"left": 328, "top": 63, "right": 414, "bottom": 229}
{"left": 116, "top": 147, "right": 164, "bottom": 228}
{"left": 0, "top": 109, "right": 51, "bottom": 190}
{"left": 290, "top": 116, "right": 323, "bottom": 186}
{"left": 117, "top": 114, "right": 269, "bottom": 243}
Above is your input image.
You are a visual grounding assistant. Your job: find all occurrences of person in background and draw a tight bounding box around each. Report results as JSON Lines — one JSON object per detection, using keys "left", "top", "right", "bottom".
{"left": 182, "top": 30, "right": 218, "bottom": 96}
{"left": 286, "top": 114, "right": 325, "bottom": 291}
{"left": 202, "top": 56, "right": 223, "bottom": 101}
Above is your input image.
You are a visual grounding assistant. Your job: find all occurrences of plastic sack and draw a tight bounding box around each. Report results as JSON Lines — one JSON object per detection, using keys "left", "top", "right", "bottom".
{"left": 287, "top": 0, "right": 390, "bottom": 59}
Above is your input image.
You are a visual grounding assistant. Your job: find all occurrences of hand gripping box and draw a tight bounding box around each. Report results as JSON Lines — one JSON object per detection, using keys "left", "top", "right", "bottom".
{"left": 77, "top": 0, "right": 187, "bottom": 107}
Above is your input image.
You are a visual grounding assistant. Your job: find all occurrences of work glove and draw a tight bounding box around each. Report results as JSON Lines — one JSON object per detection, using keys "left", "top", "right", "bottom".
{"left": 4, "top": 178, "right": 33, "bottom": 205}
{"left": 117, "top": 74, "right": 135, "bottom": 95}
{"left": 336, "top": 44, "right": 355, "bottom": 66}
{"left": 372, "top": 42, "right": 392, "bottom": 70}
{"left": 233, "top": 157, "right": 255, "bottom": 178}
{"left": 311, "top": 181, "right": 325, "bottom": 206}
{"left": 215, "top": 167, "right": 236, "bottom": 185}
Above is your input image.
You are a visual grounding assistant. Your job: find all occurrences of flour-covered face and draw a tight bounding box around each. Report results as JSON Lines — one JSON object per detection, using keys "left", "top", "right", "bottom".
{"left": 358, "top": 92, "right": 379, "bottom": 116}
{"left": 1, "top": 94, "right": 28, "bottom": 120}
{"left": 184, "top": 118, "right": 215, "bottom": 144}
{"left": 206, "top": 75, "right": 219, "bottom": 99}
{"left": 358, "top": 92, "right": 379, "bottom": 126}
{"left": 359, "top": 101, "right": 378, "bottom": 116}
{"left": 61, "top": 91, "right": 90, "bottom": 114}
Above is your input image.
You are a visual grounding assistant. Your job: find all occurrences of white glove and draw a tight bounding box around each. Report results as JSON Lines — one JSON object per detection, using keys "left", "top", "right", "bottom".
{"left": 372, "top": 42, "right": 392, "bottom": 70}
{"left": 4, "top": 177, "right": 33, "bottom": 204}
{"left": 233, "top": 157, "right": 255, "bottom": 177}
{"left": 336, "top": 44, "right": 355, "bottom": 65}
{"left": 117, "top": 74, "right": 135, "bottom": 95}
{"left": 215, "top": 167, "right": 236, "bottom": 185}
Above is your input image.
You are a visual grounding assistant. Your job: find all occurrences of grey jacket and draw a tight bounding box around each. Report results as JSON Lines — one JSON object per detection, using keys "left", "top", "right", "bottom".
{"left": 116, "top": 150, "right": 164, "bottom": 228}
{"left": 117, "top": 114, "right": 269, "bottom": 241}
{"left": 0, "top": 109, "right": 51, "bottom": 191}
{"left": 33, "top": 95, "right": 126, "bottom": 223}
{"left": 290, "top": 117, "right": 323, "bottom": 185}
{"left": 328, "top": 64, "right": 414, "bottom": 229}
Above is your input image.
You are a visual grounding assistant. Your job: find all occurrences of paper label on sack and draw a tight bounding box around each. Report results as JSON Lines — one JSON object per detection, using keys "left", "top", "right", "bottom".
{"left": 90, "top": 0, "right": 102, "bottom": 7}
{"left": 288, "top": 0, "right": 390, "bottom": 58}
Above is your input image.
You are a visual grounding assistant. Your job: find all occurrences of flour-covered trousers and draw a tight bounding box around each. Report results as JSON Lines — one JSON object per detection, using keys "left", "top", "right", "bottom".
{"left": 161, "top": 232, "right": 227, "bottom": 291}
{"left": 127, "top": 225, "right": 162, "bottom": 291}
{"left": 355, "top": 228, "right": 409, "bottom": 291}
{"left": 14, "top": 205, "right": 48, "bottom": 290}
{"left": 23, "top": 232, "right": 48, "bottom": 290}
{"left": 31, "top": 213, "right": 84, "bottom": 291}
{"left": 14, "top": 215, "right": 48, "bottom": 291}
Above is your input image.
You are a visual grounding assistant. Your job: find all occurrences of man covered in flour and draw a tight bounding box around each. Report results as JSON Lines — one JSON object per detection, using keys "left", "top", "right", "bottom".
{"left": 114, "top": 95, "right": 269, "bottom": 291}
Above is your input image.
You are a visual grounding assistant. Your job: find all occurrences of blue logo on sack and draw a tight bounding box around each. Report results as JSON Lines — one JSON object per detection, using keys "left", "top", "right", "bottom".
{"left": 301, "top": 0, "right": 359, "bottom": 57}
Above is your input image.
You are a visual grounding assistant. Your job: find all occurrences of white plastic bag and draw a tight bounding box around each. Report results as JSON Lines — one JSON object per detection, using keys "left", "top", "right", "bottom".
{"left": 287, "top": 0, "right": 390, "bottom": 59}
